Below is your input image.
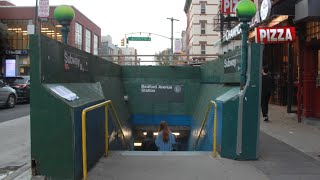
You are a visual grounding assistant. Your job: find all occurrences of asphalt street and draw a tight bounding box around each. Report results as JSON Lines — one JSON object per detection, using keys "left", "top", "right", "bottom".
{"left": 0, "top": 104, "right": 30, "bottom": 123}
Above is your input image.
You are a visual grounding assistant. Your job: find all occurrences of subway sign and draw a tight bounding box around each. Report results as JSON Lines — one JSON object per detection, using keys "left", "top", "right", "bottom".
{"left": 255, "top": 27, "right": 296, "bottom": 44}
{"left": 224, "top": 54, "right": 241, "bottom": 74}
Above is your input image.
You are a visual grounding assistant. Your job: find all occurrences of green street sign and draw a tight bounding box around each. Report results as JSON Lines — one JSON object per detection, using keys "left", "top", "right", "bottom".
{"left": 127, "top": 37, "right": 151, "bottom": 41}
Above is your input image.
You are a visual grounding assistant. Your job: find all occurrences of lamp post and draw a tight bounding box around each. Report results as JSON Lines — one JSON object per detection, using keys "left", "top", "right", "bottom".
{"left": 35, "top": 0, "right": 38, "bottom": 34}
{"left": 235, "top": 0, "right": 257, "bottom": 90}
{"left": 167, "top": 17, "right": 179, "bottom": 56}
{"left": 54, "top": 5, "right": 75, "bottom": 44}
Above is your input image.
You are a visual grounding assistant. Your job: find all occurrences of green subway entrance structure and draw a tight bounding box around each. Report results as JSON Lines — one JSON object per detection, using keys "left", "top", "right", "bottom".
{"left": 30, "top": 35, "right": 262, "bottom": 179}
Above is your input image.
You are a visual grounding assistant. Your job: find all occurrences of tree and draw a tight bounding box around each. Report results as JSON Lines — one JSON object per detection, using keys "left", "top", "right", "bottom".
{"left": 0, "top": 22, "right": 9, "bottom": 59}
{"left": 154, "top": 48, "right": 177, "bottom": 66}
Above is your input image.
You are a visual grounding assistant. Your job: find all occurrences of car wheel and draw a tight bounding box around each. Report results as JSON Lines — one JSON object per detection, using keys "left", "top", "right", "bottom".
{"left": 7, "top": 94, "right": 16, "bottom": 108}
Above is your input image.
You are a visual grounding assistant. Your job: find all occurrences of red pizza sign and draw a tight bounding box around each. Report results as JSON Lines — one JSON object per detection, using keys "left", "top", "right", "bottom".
{"left": 255, "top": 27, "right": 296, "bottom": 44}
{"left": 221, "top": 0, "right": 239, "bottom": 14}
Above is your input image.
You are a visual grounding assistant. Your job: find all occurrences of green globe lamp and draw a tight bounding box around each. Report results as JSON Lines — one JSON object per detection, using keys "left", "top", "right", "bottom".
{"left": 54, "top": 5, "right": 75, "bottom": 44}
{"left": 235, "top": 0, "right": 257, "bottom": 90}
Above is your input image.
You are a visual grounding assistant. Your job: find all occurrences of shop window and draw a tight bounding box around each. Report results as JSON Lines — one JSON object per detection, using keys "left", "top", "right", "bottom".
{"left": 306, "top": 22, "right": 320, "bottom": 42}
{"left": 19, "top": 56, "right": 30, "bottom": 76}
{"left": 85, "top": 29, "right": 91, "bottom": 53}
{"left": 3, "top": 20, "right": 29, "bottom": 50}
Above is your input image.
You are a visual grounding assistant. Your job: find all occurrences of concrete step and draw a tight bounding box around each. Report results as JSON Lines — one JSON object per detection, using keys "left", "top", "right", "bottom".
{"left": 87, "top": 151, "right": 269, "bottom": 180}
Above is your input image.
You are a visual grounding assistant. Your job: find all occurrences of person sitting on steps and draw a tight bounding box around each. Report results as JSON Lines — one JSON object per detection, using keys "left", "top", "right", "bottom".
{"left": 155, "top": 121, "right": 176, "bottom": 151}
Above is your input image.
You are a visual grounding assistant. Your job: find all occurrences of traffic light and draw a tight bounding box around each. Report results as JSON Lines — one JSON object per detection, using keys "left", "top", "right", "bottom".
{"left": 121, "top": 38, "right": 125, "bottom": 46}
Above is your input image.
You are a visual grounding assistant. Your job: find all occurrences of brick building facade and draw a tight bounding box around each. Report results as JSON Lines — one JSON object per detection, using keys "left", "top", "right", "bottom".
{"left": 0, "top": 2, "right": 101, "bottom": 76}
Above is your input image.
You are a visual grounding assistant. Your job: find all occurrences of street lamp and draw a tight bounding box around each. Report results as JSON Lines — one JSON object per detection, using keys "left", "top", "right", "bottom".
{"left": 54, "top": 5, "right": 75, "bottom": 44}
{"left": 235, "top": 0, "right": 257, "bottom": 90}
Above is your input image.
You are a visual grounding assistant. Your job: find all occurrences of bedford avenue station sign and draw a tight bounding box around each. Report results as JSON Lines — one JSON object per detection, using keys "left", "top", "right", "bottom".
{"left": 140, "top": 84, "right": 184, "bottom": 103}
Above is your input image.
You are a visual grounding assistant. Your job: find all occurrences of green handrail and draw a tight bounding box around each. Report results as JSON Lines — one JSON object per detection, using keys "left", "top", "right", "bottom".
{"left": 193, "top": 100, "right": 218, "bottom": 158}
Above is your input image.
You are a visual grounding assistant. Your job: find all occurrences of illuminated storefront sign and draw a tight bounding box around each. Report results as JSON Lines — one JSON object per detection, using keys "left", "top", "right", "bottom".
{"left": 226, "top": 24, "right": 242, "bottom": 41}
{"left": 225, "top": 13, "right": 260, "bottom": 41}
{"left": 5, "top": 59, "right": 16, "bottom": 77}
{"left": 260, "top": 0, "right": 271, "bottom": 21}
{"left": 5, "top": 49, "right": 29, "bottom": 55}
{"left": 221, "top": 0, "right": 239, "bottom": 14}
{"left": 255, "top": 27, "right": 296, "bottom": 44}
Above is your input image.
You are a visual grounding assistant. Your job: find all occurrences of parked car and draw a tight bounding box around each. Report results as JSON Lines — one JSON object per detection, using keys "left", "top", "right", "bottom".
{"left": 5, "top": 76, "right": 30, "bottom": 103}
{"left": 0, "top": 79, "right": 17, "bottom": 108}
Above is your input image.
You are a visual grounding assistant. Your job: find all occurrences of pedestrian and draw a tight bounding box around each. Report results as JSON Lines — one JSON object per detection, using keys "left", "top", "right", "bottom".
{"left": 159, "top": 121, "right": 168, "bottom": 132}
{"left": 261, "top": 66, "right": 273, "bottom": 122}
{"left": 141, "top": 130, "right": 157, "bottom": 151}
{"left": 155, "top": 121, "right": 176, "bottom": 151}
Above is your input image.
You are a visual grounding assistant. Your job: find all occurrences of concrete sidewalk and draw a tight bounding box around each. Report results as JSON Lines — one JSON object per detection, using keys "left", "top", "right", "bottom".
{"left": 0, "top": 116, "right": 30, "bottom": 180}
{"left": 261, "top": 104, "right": 320, "bottom": 161}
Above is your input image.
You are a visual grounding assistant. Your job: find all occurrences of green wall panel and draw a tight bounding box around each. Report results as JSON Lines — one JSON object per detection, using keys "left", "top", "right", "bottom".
{"left": 200, "top": 48, "right": 241, "bottom": 84}
{"left": 40, "top": 36, "right": 93, "bottom": 84}
{"left": 189, "top": 84, "right": 236, "bottom": 150}
{"left": 122, "top": 66, "right": 201, "bottom": 116}
{"left": 30, "top": 35, "right": 132, "bottom": 180}
{"left": 237, "top": 43, "right": 262, "bottom": 160}
{"left": 30, "top": 36, "right": 75, "bottom": 179}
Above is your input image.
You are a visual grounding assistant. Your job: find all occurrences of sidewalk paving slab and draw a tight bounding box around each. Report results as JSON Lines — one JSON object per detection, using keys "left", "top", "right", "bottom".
{"left": 261, "top": 105, "right": 320, "bottom": 161}
{"left": 250, "top": 132, "right": 320, "bottom": 180}
{"left": 0, "top": 116, "right": 30, "bottom": 180}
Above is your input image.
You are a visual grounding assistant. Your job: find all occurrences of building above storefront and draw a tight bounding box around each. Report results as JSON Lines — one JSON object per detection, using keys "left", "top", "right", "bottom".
{"left": 295, "top": 0, "right": 320, "bottom": 22}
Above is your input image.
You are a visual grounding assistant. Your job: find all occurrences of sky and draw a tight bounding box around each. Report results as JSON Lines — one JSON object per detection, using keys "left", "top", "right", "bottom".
{"left": 10, "top": 0, "right": 187, "bottom": 64}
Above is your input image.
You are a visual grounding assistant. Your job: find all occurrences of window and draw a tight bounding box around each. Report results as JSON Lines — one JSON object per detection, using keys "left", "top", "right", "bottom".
{"left": 306, "top": 22, "right": 320, "bottom": 42}
{"left": 85, "top": 29, "right": 91, "bottom": 53}
{"left": 2, "top": 19, "right": 30, "bottom": 50}
{"left": 200, "top": 2, "right": 206, "bottom": 14}
{"left": 93, "top": 34, "right": 98, "bottom": 55}
{"left": 200, "top": 21, "right": 206, "bottom": 34}
{"left": 75, "top": 22, "right": 83, "bottom": 50}
{"left": 200, "top": 42, "right": 206, "bottom": 55}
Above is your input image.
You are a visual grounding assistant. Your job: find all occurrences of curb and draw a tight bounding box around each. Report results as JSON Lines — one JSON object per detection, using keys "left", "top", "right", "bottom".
{"left": 2, "top": 163, "right": 30, "bottom": 180}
